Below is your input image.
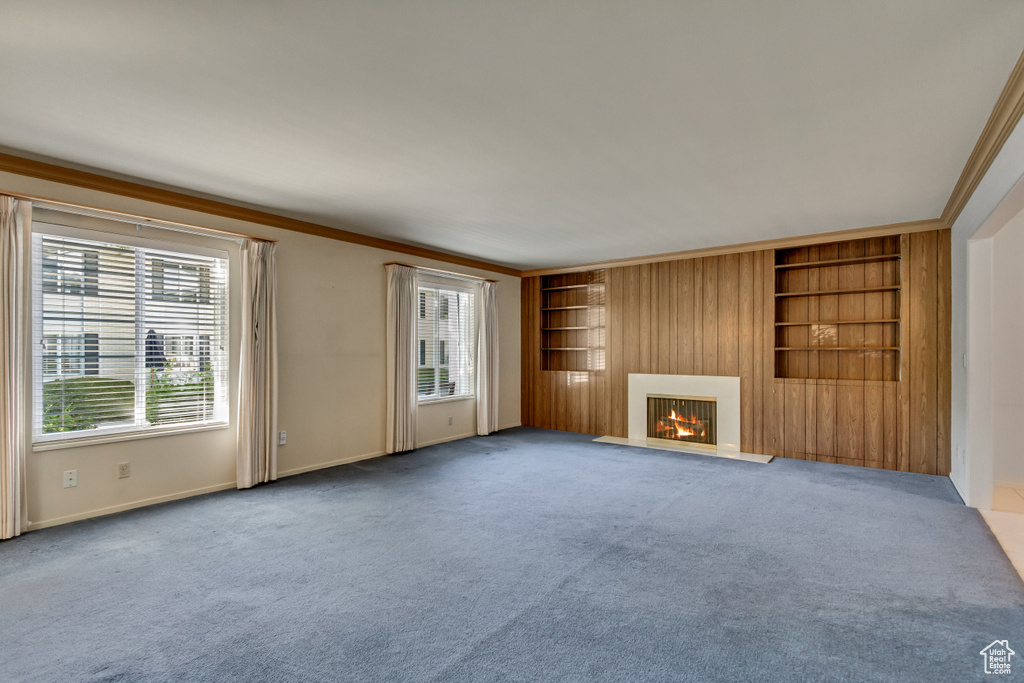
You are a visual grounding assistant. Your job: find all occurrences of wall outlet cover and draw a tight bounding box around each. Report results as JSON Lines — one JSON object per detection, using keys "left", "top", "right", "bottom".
{"left": 279, "top": 431, "right": 287, "bottom": 445}
{"left": 63, "top": 470, "right": 77, "bottom": 488}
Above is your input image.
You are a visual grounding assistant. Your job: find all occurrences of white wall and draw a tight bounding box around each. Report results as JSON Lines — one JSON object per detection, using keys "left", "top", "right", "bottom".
{"left": 951, "top": 119, "right": 1024, "bottom": 506}
{"left": 0, "top": 170, "right": 521, "bottom": 529}
{"left": 990, "top": 209, "right": 1024, "bottom": 486}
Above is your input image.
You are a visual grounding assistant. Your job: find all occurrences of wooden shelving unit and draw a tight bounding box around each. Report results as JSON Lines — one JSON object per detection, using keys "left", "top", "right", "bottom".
{"left": 774, "top": 237, "right": 901, "bottom": 381}
{"left": 541, "top": 270, "right": 605, "bottom": 371}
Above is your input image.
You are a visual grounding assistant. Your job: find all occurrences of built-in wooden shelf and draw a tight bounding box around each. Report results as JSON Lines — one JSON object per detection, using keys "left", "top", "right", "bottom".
{"left": 540, "top": 269, "right": 606, "bottom": 371}
{"left": 775, "top": 238, "right": 902, "bottom": 381}
{"left": 774, "top": 253, "right": 900, "bottom": 271}
{"left": 775, "top": 285, "right": 900, "bottom": 298}
{"left": 542, "top": 284, "right": 605, "bottom": 291}
{"left": 775, "top": 319, "right": 900, "bottom": 326}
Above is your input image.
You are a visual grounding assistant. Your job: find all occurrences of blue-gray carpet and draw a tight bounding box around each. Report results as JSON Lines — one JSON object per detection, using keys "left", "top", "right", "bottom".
{"left": 1, "top": 427, "right": 1022, "bottom": 682}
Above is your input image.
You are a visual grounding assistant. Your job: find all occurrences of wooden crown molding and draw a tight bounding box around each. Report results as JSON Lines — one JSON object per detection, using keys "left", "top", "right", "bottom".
{"left": 520, "top": 218, "right": 947, "bottom": 277}
{"left": 0, "top": 152, "right": 521, "bottom": 277}
{"left": 942, "top": 46, "right": 1024, "bottom": 227}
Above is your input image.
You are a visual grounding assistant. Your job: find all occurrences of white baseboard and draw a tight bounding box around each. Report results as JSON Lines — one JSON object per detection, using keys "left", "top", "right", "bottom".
{"left": 949, "top": 472, "right": 968, "bottom": 505}
{"left": 29, "top": 480, "right": 236, "bottom": 531}
{"left": 417, "top": 432, "right": 477, "bottom": 448}
{"left": 277, "top": 449, "right": 385, "bottom": 477}
{"left": 27, "top": 430, "right": 524, "bottom": 532}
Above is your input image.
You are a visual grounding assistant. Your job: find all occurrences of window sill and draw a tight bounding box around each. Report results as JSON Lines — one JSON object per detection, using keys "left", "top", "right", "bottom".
{"left": 418, "top": 395, "right": 475, "bottom": 406}
{"left": 32, "top": 421, "right": 230, "bottom": 452}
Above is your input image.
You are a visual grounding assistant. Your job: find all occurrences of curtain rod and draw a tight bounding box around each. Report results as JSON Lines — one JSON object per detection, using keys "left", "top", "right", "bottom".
{"left": 385, "top": 262, "right": 498, "bottom": 283}
{"left": 3, "top": 190, "right": 277, "bottom": 243}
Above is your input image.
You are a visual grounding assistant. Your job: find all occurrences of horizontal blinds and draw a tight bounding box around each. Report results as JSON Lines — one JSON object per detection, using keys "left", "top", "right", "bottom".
{"left": 33, "top": 232, "right": 228, "bottom": 439}
{"left": 416, "top": 284, "right": 475, "bottom": 399}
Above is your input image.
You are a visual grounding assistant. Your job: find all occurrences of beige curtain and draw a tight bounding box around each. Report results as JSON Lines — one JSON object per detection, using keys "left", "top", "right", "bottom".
{"left": 385, "top": 264, "right": 417, "bottom": 453}
{"left": 1, "top": 196, "right": 30, "bottom": 539}
{"left": 237, "top": 240, "right": 278, "bottom": 489}
{"left": 476, "top": 281, "right": 499, "bottom": 435}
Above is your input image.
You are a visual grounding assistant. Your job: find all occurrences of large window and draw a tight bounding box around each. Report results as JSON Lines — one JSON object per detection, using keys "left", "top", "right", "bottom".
{"left": 417, "top": 284, "right": 474, "bottom": 400}
{"left": 32, "top": 228, "right": 229, "bottom": 441}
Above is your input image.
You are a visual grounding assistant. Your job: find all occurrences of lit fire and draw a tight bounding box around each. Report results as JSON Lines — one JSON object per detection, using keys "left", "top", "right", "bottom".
{"left": 655, "top": 409, "right": 706, "bottom": 440}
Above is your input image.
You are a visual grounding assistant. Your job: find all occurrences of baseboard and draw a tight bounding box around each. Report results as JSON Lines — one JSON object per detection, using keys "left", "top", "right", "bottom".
{"left": 277, "top": 449, "right": 385, "bottom": 477}
{"left": 28, "top": 480, "right": 237, "bottom": 531}
{"left": 949, "top": 472, "right": 968, "bottom": 505}
{"left": 417, "top": 432, "right": 477, "bottom": 448}
{"left": 26, "top": 432, "right": 522, "bottom": 532}
{"left": 995, "top": 479, "right": 1024, "bottom": 490}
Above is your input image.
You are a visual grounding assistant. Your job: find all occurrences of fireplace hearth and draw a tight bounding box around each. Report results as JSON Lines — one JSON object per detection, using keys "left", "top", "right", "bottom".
{"left": 647, "top": 395, "right": 717, "bottom": 446}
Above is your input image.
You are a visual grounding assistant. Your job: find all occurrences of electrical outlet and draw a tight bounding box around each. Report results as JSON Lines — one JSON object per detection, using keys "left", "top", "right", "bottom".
{"left": 63, "top": 470, "right": 77, "bottom": 488}
{"left": 278, "top": 430, "right": 287, "bottom": 446}
{"left": 448, "top": 416, "right": 453, "bottom": 426}
{"left": 118, "top": 462, "right": 131, "bottom": 479}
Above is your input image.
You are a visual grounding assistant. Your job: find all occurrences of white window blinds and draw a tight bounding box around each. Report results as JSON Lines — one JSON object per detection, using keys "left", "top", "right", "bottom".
{"left": 33, "top": 229, "right": 229, "bottom": 441}
{"left": 417, "top": 283, "right": 474, "bottom": 400}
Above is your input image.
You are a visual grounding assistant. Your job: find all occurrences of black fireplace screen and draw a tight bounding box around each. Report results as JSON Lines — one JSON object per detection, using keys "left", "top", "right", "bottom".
{"left": 647, "top": 395, "right": 717, "bottom": 446}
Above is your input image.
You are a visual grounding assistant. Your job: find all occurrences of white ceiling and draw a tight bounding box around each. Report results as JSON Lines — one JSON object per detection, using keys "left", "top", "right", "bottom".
{"left": 2, "top": 1, "right": 1023, "bottom": 270}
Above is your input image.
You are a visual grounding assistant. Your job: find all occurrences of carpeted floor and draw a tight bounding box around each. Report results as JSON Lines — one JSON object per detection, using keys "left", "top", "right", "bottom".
{"left": 2, "top": 427, "right": 1022, "bottom": 682}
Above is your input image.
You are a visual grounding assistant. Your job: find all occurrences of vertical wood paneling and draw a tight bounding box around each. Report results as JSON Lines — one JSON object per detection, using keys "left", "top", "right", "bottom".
{"left": 609, "top": 267, "right": 625, "bottom": 437}
{"left": 816, "top": 381, "right": 836, "bottom": 461}
{"left": 693, "top": 259, "right": 703, "bottom": 375}
{"left": 865, "top": 381, "right": 884, "bottom": 467}
{"left": 639, "top": 264, "right": 651, "bottom": 374}
{"left": 679, "top": 259, "right": 695, "bottom": 374}
{"left": 764, "top": 251, "right": 780, "bottom": 455}
{"left": 785, "top": 381, "right": 806, "bottom": 457}
{"left": 702, "top": 257, "right": 718, "bottom": 375}
{"left": 899, "top": 235, "right": 912, "bottom": 471}
{"left": 909, "top": 231, "right": 938, "bottom": 475}
{"left": 739, "top": 252, "right": 754, "bottom": 452}
{"left": 521, "top": 230, "right": 950, "bottom": 476}
{"left": 658, "top": 262, "right": 671, "bottom": 374}
{"left": 719, "top": 253, "right": 740, "bottom": 377}
{"left": 752, "top": 253, "right": 765, "bottom": 453}
{"left": 837, "top": 382, "right": 865, "bottom": 463}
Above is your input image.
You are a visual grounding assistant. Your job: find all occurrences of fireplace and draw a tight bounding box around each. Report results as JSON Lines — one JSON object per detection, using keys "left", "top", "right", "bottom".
{"left": 647, "top": 394, "right": 717, "bottom": 446}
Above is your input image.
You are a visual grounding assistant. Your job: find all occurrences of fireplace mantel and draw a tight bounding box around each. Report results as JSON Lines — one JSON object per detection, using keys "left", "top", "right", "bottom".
{"left": 627, "top": 374, "right": 741, "bottom": 452}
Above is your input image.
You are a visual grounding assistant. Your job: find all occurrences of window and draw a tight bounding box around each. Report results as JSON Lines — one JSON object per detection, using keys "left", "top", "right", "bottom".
{"left": 417, "top": 284, "right": 474, "bottom": 400}
{"left": 33, "top": 229, "right": 229, "bottom": 441}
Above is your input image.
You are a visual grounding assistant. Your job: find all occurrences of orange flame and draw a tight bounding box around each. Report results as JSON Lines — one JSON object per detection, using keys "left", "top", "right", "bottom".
{"left": 655, "top": 409, "right": 706, "bottom": 439}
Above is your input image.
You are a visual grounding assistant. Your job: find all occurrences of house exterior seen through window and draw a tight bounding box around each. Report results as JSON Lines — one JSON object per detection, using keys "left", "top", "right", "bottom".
{"left": 32, "top": 229, "right": 229, "bottom": 441}
{"left": 416, "top": 285, "right": 474, "bottom": 400}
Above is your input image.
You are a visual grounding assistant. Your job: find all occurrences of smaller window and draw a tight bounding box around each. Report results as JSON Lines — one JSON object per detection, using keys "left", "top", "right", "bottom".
{"left": 416, "top": 284, "right": 474, "bottom": 401}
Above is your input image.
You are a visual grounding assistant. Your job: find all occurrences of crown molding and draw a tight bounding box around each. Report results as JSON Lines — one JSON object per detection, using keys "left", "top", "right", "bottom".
{"left": 0, "top": 152, "right": 521, "bottom": 277}
{"left": 942, "top": 46, "right": 1024, "bottom": 227}
{"left": 520, "top": 218, "right": 947, "bottom": 277}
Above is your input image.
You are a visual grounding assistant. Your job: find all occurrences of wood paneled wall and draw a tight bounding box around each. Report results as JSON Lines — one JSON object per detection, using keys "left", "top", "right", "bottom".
{"left": 521, "top": 229, "right": 952, "bottom": 475}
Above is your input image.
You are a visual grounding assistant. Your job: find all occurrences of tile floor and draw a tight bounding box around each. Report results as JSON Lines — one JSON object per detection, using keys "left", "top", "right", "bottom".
{"left": 983, "top": 485, "right": 1024, "bottom": 581}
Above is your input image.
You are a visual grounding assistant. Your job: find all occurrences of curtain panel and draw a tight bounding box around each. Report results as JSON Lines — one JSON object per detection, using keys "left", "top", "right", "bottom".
{"left": 385, "top": 264, "right": 418, "bottom": 453}
{"left": 1, "top": 196, "right": 30, "bottom": 539}
{"left": 476, "top": 281, "right": 499, "bottom": 435}
{"left": 237, "top": 240, "right": 279, "bottom": 489}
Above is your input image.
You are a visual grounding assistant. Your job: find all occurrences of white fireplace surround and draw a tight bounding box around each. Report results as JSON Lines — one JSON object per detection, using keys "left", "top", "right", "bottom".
{"left": 628, "top": 374, "right": 741, "bottom": 452}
